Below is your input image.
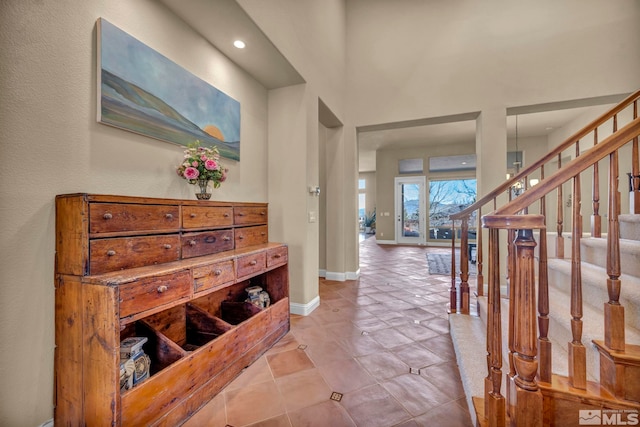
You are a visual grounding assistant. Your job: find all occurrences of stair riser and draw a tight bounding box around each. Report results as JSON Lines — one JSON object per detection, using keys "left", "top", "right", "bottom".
{"left": 580, "top": 239, "right": 640, "bottom": 278}
{"left": 547, "top": 264, "right": 640, "bottom": 331}
{"left": 620, "top": 215, "right": 640, "bottom": 241}
{"left": 546, "top": 311, "right": 601, "bottom": 382}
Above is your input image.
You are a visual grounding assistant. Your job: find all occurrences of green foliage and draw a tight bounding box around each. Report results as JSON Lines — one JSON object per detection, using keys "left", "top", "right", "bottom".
{"left": 364, "top": 208, "right": 376, "bottom": 227}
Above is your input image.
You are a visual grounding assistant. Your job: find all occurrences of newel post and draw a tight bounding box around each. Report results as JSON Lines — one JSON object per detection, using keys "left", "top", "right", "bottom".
{"left": 510, "top": 228, "right": 543, "bottom": 427}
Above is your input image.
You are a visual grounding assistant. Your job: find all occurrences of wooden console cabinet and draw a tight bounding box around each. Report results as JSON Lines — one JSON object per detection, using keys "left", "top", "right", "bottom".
{"left": 54, "top": 194, "right": 289, "bottom": 426}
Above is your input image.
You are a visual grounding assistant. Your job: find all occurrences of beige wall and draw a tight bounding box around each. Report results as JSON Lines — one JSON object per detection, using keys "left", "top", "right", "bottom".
{"left": 0, "top": 1, "right": 272, "bottom": 425}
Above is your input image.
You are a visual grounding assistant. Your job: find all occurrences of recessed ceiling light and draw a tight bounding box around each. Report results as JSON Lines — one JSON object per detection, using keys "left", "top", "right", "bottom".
{"left": 233, "top": 40, "right": 246, "bottom": 49}
{"left": 461, "top": 161, "right": 467, "bottom": 165}
{"left": 545, "top": 126, "right": 554, "bottom": 131}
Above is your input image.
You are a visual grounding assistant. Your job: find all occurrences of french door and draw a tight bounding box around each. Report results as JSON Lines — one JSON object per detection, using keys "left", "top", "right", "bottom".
{"left": 395, "top": 176, "right": 426, "bottom": 244}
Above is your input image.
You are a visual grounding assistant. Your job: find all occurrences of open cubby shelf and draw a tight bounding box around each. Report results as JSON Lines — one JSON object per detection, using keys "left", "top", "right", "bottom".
{"left": 55, "top": 194, "right": 289, "bottom": 426}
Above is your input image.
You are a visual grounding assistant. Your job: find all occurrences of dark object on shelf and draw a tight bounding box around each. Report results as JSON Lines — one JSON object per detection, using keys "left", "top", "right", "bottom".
{"left": 245, "top": 285, "right": 270, "bottom": 309}
{"left": 120, "top": 337, "right": 150, "bottom": 388}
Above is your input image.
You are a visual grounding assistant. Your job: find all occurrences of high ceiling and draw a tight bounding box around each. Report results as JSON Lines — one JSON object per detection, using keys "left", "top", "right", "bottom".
{"left": 159, "top": 0, "right": 628, "bottom": 174}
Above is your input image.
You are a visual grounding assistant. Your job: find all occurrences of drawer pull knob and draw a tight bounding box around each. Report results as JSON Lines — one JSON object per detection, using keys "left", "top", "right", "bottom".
{"left": 214, "top": 269, "right": 222, "bottom": 276}
{"left": 260, "top": 211, "right": 266, "bottom": 216}
{"left": 103, "top": 213, "right": 113, "bottom": 220}
{"left": 250, "top": 260, "right": 257, "bottom": 266}
{"left": 106, "top": 250, "right": 116, "bottom": 256}
{"left": 223, "top": 236, "right": 231, "bottom": 241}
{"left": 157, "top": 285, "right": 168, "bottom": 293}
{"left": 274, "top": 254, "right": 281, "bottom": 259}
{"left": 238, "top": 212, "right": 245, "bottom": 217}
{"left": 261, "top": 232, "right": 266, "bottom": 236}
{"left": 238, "top": 235, "right": 244, "bottom": 240}
{"left": 189, "top": 240, "right": 197, "bottom": 246}
{"left": 164, "top": 244, "right": 172, "bottom": 249}
{"left": 190, "top": 213, "right": 196, "bottom": 218}
{"left": 224, "top": 212, "right": 230, "bottom": 217}
{"left": 165, "top": 213, "right": 173, "bottom": 219}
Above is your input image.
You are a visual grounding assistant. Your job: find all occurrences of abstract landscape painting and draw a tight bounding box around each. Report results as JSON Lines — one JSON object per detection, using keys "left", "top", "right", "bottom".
{"left": 97, "top": 18, "right": 240, "bottom": 161}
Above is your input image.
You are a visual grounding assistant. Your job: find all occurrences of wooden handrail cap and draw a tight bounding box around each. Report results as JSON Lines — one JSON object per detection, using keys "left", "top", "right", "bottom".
{"left": 482, "top": 214, "right": 546, "bottom": 230}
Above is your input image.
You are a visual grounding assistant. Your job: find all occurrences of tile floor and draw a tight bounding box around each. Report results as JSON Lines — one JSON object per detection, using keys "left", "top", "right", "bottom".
{"left": 183, "top": 237, "right": 472, "bottom": 427}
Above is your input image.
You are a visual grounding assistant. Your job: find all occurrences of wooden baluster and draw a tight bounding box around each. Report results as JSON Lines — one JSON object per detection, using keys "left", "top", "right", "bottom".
{"left": 477, "top": 207, "right": 484, "bottom": 297}
{"left": 485, "top": 228, "right": 505, "bottom": 427}
{"left": 592, "top": 128, "right": 602, "bottom": 237}
{"left": 506, "top": 228, "right": 516, "bottom": 419}
{"left": 605, "top": 149, "right": 625, "bottom": 351}
{"left": 632, "top": 100, "right": 640, "bottom": 214}
{"left": 460, "top": 218, "right": 470, "bottom": 314}
{"left": 537, "top": 165, "right": 551, "bottom": 383}
{"left": 556, "top": 153, "right": 564, "bottom": 258}
{"left": 511, "top": 228, "right": 543, "bottom": 426}
{"left": 569, "top": 142, "right": 587, "bottom": 389}
{"left": 449, "top": 220, "right": 457, "bottom": 314}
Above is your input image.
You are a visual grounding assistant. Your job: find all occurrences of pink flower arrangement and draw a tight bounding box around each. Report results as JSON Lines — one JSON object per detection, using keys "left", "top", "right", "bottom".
{"left": 176, "top": 141, "right": 228, "bottom": 188}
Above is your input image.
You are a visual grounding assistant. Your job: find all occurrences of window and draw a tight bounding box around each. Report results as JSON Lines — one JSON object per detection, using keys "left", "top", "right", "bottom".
{"left": 358, "top": 179, "right": 366, "bottom": 230}
{"left": 428, "top": 179, "right": 477, "bottom": 240}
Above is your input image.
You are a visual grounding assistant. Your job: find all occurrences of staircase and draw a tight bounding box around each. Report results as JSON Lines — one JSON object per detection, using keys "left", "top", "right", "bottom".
{"left": 447, "top": 90, "right": 640, "bottom": 426}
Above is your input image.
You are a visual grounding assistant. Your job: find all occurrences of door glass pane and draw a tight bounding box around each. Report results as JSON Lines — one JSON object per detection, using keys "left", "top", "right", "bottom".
{"left": 429, "top": 179, "right": 477, "bottom": 240}
{"left": 401, "top": 183, "right": 420, "bottom": 237}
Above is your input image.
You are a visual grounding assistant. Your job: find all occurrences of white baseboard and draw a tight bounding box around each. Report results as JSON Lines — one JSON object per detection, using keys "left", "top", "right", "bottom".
{"left": 325, "top": 269, "right": 360, "bottom": 281}
{"left": 375, "top": 239, "right": 396, "bottom": 245}
{"left": 318, "top": 269, "right": 327, "bottom": 278}
{"left": 325, "top": 271, "right": 346, "bottom": 281}
{"left": 346, "top": 269, "right": 360, "bottom": 280}
{"left": 290, "top": 296, "right": 320, "bottom": 316}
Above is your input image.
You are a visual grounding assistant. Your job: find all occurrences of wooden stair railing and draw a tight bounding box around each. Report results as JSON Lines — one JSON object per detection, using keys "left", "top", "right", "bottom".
{"left": 448, "top": 90, "right": 640, "bottom": 427}
{"left": 449, "top": 89, "right": 640, "bottom": 314}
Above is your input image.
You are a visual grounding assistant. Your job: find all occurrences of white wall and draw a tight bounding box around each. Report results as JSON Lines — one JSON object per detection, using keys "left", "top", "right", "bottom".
{"left": 0, "top": 1, "right": 269, "bottom": 425}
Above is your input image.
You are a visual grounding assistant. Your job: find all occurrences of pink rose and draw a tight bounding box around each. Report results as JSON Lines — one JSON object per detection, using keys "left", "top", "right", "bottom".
{"left": 192, "top": 161, "right": 199, "bottom": 167}
{"left": 205, "top": 159, "right": 218, "bottom": 170}
{"left": 201, "top": 155, "right": 207, "bottom": 161}
{"left": 184, "top": 167, "right": 200, "bottom": 180}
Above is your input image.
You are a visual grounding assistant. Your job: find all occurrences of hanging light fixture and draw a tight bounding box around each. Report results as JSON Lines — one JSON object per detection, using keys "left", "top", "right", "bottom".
{"left": 512, "top": 115, "right": 524, "bottom": 196}
{"left": 514, "top": 115, "right": 521, "bottom": 173}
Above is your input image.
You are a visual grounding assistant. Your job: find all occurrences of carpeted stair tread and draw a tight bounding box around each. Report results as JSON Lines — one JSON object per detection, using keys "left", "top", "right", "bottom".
{"left": 449, "top": 312, "right": 488, "bottom": 426}
{"left": 547, "top": 258, "right": 640, "bottom": 330}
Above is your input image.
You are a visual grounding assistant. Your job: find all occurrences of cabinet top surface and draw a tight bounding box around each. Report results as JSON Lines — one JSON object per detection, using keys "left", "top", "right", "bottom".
{"left": 56, "top": 193, "right": 267, "bottom": 207}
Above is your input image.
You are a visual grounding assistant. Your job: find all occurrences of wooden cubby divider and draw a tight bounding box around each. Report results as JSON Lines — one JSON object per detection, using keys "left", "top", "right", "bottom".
{"left": 54, "top": 194, "right": 289, "bottom": 426}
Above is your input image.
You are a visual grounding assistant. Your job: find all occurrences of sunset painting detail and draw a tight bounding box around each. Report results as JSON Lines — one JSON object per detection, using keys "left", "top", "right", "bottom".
{"left": 97, "top": 18, "right": 240, "bottom": 161}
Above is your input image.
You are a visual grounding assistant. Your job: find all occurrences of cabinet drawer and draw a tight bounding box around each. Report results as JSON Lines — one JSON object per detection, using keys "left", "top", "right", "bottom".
{"left": 89, "top": 235, "right": 180, "bottom": 274}
{"left": 119, "top": 270, "right": 191, "bottom": 318}
{"left": 236, "top": 252, "right": 266, "bottom": 279}
{"left": 234, "top": 206, "right": 268, "bottom": 226}
{"left": 235, "top": 225, "right": 268, "bottom": 249}
{"left": 182, "top": 206, "right": 233, "bottom": 229}
{"left": 193, "top": 260, "right": 235, "bottom": 293}
{"left": 90, "top": 203, "right": 180, "bottom": 234}
{"left": 267, "top": 246, "right": 288, "bottom": 268}
{"left": 181, "top": 230, "right": 234, "bottom": 259}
